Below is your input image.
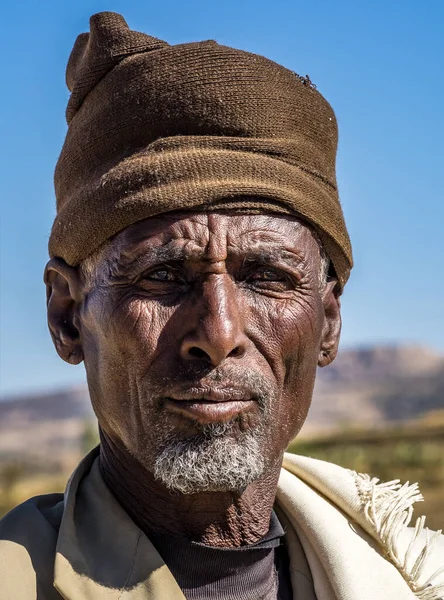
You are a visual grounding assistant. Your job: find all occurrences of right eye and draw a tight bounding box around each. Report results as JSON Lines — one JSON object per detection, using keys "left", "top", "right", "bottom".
{"left": 144, "top": 269, "right": 177, "bottom": 282}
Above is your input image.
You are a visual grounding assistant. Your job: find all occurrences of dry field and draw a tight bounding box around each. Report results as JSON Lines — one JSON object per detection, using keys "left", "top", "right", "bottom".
{"left": 288, "top": 418, "right": 444, "bottom": 531}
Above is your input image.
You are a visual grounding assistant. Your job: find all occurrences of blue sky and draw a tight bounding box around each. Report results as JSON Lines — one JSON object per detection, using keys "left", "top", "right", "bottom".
{"left": 1, "top": 0, "right": 443, "bottom": 396}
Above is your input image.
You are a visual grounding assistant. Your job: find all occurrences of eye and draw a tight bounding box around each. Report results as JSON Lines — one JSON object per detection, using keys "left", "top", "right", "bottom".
{"left": 245, "top": 267, "right": 293, "bottom": 292}
{"left": 249, "top": 268, "right": 285, "bottom": 282}
{"left": 144, "top": 268, "right": 178, "bottom": 282}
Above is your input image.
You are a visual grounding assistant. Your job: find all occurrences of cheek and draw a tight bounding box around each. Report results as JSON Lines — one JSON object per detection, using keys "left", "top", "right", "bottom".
{"left": 80, "top": 290, "right": 175, "bottom": 436}
{"left": 248, "top": 291, "right": 324, "bottom": 379}
{"left": 84, "top": 291, "right": 173, "bottom": 362}
{"left": 248, "top": 292, "right": 324, "bottom": 443}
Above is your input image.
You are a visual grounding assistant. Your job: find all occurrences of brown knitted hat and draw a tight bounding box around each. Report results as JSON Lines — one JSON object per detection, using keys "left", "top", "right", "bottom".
{"left": 50, "top": 11, "right": 353, "bottom": 288}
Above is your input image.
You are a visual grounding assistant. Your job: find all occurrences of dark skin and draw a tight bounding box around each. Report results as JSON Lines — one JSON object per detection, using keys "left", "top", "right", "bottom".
{"left": 44, "top": 211, "right": 341, "bottom": 547}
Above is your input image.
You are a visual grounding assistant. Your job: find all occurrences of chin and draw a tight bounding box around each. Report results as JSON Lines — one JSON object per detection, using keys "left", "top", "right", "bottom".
{"left": 144, "top": 418, "right": 267, "bottom": 494}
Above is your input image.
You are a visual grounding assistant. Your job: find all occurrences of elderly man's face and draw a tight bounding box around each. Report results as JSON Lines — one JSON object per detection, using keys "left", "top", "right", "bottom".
{"left": 46, "top": 212, "right": 341, "bottom": 493}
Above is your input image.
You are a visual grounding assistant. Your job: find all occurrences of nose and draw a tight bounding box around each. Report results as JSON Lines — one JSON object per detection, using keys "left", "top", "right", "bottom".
{"left": 180, "top": 275, "right": 247, "bottom": 366}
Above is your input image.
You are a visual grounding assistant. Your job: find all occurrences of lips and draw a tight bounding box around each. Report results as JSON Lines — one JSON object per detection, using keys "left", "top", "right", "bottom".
{"left": 163, "top": 386, "right": 256, "bottom": 423}
{"left": 169, "top": 387, "right": 252, "bottom": 402}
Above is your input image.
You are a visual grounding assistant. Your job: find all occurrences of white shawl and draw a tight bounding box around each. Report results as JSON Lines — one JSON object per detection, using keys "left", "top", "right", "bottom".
{"left": 278, "top": 453, "right": 444, "bottom": 600}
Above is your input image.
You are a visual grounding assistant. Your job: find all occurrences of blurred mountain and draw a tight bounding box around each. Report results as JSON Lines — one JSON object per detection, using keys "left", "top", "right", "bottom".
{"left": 0, "top": 345, "right": 443, "bottom": 457}
{"left": 305, "top": 345, "right": 444, "bottom": 434}
{"left": 0, "top": 386, "right": 93, "bottom": 462}
{"left": 0, "top": 386, "right": 93, "bottom": 424}
{"left": 317, "top": 345, "right": 444, "bottom": 385}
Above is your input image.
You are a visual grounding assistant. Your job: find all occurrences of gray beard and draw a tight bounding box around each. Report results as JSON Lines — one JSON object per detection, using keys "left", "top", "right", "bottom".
{"left": 128, "top": 367, "right": 278, "bottom": 494}
{"left": 153, "top": 421, "right": 266, "bottom": 494}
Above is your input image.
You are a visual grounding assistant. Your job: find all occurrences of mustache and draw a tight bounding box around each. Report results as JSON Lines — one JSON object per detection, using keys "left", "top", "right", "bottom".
{"left": 148, "top": 365, "right": 277, "bottom": 413}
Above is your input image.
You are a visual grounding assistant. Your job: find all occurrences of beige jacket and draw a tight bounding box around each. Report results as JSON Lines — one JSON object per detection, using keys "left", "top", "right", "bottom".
{"left": 0, "top": 447, "right": 443, "bottom": 600}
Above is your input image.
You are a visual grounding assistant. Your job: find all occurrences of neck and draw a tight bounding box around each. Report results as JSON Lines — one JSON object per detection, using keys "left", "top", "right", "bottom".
{"left": 99, "top": 431, "right": 282, "bottom": 548}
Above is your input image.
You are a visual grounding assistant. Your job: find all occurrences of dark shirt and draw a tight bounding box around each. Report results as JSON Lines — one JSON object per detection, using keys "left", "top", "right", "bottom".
{"left": 149, "top": 511, "right": 293, "bottom": 600}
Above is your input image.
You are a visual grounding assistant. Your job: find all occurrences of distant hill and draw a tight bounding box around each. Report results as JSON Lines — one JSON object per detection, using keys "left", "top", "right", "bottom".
{"left": 0, "top": 386, "right": 93, "bottom": 463}
{"left": 0, "top": 386, "right": 93, "bottom": 424}
{"left": 305, "top": 345, "right": 444, "bottom": 434}
{"left": 0, "top": 345, "right": 443, "bottom": 458}
{"left": 317, "top": 345, "right": 444, "bottom": 384}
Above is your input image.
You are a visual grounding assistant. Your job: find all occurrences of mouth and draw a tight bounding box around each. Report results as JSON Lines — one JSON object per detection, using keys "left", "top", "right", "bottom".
{"left": 163, "top": 387, "right": 257, "bottom": 424}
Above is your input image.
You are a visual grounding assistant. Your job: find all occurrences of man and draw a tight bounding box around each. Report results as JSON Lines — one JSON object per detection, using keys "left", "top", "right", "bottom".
{"left": 0, "top": 11, "right": 442, "bottom": 600}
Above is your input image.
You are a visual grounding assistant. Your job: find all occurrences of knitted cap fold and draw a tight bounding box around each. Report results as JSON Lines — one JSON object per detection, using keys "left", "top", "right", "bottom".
{"left": 66, "top": 12, "right": 169, "bottom": 123}
{"left": 51, "top": 12, "right": 353, "bottom": 289}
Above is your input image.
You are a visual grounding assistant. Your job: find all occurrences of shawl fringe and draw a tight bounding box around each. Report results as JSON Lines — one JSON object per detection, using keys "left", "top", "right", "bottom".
{"left": 353, "top": 473, "right": 444, "bottom": 600}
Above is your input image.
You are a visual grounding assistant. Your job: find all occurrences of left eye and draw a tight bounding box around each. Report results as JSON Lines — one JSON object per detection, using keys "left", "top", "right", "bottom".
{"left": 244, "top": 268, "right": 292, "bottom": 292}
{"left": 249, "top": 269, "right": 285, "bottom": 282}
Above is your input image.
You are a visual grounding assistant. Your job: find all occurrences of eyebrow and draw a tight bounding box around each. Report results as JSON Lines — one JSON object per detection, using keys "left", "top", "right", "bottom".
{"left": 110, "top": 241, "right": 204, "bottom": 278}
{"left": 240, "top": 248, "right": 305, "bottom": 266}
{"left": 135, "top": 244, "right": 200, "bottom": 263}
{"left": 113, "top": 240, "right": 306, "bottom": 277}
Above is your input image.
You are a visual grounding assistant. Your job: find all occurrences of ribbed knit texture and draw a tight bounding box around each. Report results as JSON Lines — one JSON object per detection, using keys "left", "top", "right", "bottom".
{"left": 148, "top": 511, "right": 293, "bottom": 600}
{"left": 50, "top": 11, "right": 353, "bottom": 289}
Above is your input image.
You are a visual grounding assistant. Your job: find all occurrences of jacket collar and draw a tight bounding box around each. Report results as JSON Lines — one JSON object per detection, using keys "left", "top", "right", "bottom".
{"left": 54, "top": 447, "right": 186, "bottom": 600}
{"left": 53, "top": 450, "right": 315, "bottom": 600}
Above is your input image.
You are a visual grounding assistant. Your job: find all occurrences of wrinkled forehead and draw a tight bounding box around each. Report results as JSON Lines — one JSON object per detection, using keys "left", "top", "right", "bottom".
{"left": 110, "top": 211, "right": 320, "bottom": 264}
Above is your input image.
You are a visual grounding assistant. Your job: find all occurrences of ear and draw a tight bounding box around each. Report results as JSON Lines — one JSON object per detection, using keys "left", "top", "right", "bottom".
{"left": 318, "top": 279, "right": 342, "bottom": 368}
{"left": 44, "top": 258, "right": 84, "bottom": 365}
